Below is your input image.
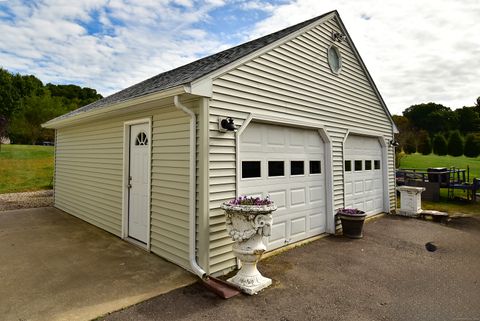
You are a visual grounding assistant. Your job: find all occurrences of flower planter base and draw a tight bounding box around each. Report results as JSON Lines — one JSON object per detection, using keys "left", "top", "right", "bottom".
{"left": 227, "top": 235, "right": 272, "bottom": 295}
{"left": 339, "top": 214, "right": 366, "bottom": 239}
{"left": 221, "top": 201, "right": 276, "bottom": 295}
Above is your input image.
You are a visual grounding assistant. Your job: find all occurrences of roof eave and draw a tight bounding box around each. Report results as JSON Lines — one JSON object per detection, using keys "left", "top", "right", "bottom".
{"left": 42, "top": 85, "right": 188, "bottom": 129}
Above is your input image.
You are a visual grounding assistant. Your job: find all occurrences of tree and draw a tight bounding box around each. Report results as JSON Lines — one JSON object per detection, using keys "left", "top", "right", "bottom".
{"left": 464, "top": 134, "right": 480, "bottom": 158}
{"left": 403, "top": 102, "right": 456, "bottom": 133}
{"left": 0, "top": 68, "right": 21, "bottom": 121}
{"left": 9, "top": 93, "right": 66, "bottom": 144}
{"left": 454, "top": 106, "right": 480, "bottom": 133}
{"left": 46, "top": 83, "right": 102, "bottom": 107}
{"left": 0, "top": 115, "right": 7, "bottom": 152}
{"left": 0, "top": 68, "right": 103, "bottom": 145}
{"left": 403, "top": 135, "right": 417, "bottom": 154}
{"left": 433, "top": 134, "right": 448, "bottom": 156}
{"left": 417, "top": 131, "right": 432, "bottom": 155}
{"left": 447, "top": 130, "right": 464, "bottom": 157}
{"left": 392, "top": 115, "right": 413, "bottom": 152}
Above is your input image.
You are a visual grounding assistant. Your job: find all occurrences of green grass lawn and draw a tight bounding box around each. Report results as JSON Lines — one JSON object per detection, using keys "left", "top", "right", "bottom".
{"left": 398, "top": 153, "right": 480, "bottom": 215}
{"left": 398, "top": 153, "right": 480, "bottom": 180}
{"left": 421, "top": 189, "right": 480, "bottom": 216}
{"left": 0, "top": 144, "right": 54, "bottom": 194}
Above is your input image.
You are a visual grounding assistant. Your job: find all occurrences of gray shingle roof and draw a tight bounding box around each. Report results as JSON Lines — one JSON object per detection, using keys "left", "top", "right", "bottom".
{"left": 55, "top": 11, "right": 334, "bottom": 121}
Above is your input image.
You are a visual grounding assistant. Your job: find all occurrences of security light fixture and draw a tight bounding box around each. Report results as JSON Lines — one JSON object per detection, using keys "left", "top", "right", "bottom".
{"left": 389, "top": 139, "right": 400, "bottom": 147}
{"left": 219, "top": 117, "right": 237, "bottom": 132}
{"left": 332, "top": 31, "right": 347, "bottom": 43}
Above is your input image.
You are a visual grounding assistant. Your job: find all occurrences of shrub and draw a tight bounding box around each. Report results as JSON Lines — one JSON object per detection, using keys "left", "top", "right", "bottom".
{"left": 433, "top": 134, "right": 448, "bottom": 156}
{"left": 447, "top": 130, "right": 464, "bottom": 157}
{"left": 464, "top": 134, "right": 480, "bottom": 158}
{"left": 403, "top": 136, "right": 417, "bottom": 154}
{"left": 417, "top": 132, "right": 432, "bottom": 155}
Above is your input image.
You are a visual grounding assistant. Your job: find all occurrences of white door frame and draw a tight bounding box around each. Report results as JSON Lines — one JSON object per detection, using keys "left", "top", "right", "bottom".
{"left": 342, "top": 129, "right": 390, "bottom": 214}
{"left": 235, "top": 114, "right": 335, "bottom": 234}
{"left": 122, "top": 117, "right": 152, "bottom": 250}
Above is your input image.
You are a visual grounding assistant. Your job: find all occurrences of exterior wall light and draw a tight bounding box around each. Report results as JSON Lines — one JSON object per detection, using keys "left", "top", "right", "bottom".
{"left": 219, "top": 117, "right": 237, "bottom": 132}
{"left": 389, "top": 139, "right": 400, "bottom": 147}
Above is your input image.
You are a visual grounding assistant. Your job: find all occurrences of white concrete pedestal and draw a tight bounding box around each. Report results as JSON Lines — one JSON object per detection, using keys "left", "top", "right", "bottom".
{"left": 397, "top": 186, "right": 426, "bottom": 217}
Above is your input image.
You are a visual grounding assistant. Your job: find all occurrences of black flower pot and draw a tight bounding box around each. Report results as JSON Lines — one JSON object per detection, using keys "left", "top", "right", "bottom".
{"left": 338, "top": 211, "right": 367, "bottom": 239}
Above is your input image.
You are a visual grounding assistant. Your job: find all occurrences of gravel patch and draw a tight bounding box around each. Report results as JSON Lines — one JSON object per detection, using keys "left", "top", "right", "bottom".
{"left": 0, "top": 190, "right": 53, "bottom": 211}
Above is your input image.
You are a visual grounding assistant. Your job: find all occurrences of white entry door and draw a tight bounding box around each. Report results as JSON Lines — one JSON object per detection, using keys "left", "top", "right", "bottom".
{"left": 344, "top": 135, "right": 384, "bottom": 215}
{"left": 127, "top": 123, "right": 150, "bottom": 243}
{"left": 239, "top": 123, "right": 327, "bottom": 250}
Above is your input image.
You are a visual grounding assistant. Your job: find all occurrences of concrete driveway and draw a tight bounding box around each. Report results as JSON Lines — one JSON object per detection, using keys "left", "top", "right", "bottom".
{"left": 101, "top": 215, "right": 480, "bottom": 321}
{"left": 0, "top": 207, "right": 196, "bottom": 321}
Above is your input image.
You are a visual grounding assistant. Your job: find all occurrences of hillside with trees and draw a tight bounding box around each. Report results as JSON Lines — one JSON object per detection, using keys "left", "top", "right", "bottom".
{"left": 0, "top": 68, "right": 102, "bottom": 147}
{"left": 393, "top": 98, "right": 480, "bottom": 162}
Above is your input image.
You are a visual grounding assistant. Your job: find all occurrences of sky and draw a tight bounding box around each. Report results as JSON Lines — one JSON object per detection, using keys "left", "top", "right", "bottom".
{"left": 0, "top": 0, "right": 479, "bottom": 115}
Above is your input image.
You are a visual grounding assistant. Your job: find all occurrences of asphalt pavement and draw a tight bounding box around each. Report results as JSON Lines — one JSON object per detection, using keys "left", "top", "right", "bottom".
{"left": 100, "top": 215, "right": 480, "bottom": 321}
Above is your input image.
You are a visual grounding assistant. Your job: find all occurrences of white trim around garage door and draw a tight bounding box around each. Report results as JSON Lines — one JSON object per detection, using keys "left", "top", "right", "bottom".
{"left": 122, "top": 117, "right": 152, "bottom": 250}
{"left": 235, "top": 114, "right": 336, "bottom": 234}
{"left": 342, "top": 129, "right": 390, "bottom": 214}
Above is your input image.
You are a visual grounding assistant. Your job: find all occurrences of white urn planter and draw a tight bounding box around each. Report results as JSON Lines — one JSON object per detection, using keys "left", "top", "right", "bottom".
{"left": 221, "top": 200, "right": 277, "bottom": 295}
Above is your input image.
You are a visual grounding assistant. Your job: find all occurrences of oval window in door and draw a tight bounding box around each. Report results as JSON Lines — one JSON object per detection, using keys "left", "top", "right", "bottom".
{"left": 135, "top": 131, "right": 148, "bottom": 146}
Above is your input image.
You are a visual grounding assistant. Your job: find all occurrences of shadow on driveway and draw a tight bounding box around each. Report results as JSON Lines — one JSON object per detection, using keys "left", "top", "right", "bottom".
{"left": 101, "top": 215, "right": 480, "bottom": 321}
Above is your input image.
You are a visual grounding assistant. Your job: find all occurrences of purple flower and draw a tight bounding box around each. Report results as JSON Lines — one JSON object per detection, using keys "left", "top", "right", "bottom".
{"left": 337, "top": 208, "right": 365, "bottom": 215}
{"left": 229, "top": 195, "right": 272, "bottom": 206}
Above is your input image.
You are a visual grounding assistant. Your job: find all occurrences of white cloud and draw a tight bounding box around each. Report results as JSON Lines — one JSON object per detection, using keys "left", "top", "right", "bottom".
{"left": 0, "top": 0, "right": 479, "bottom": 115}
{"left": 0, "top": 0, "right": 226, "bottom": 95}
{"left": 245, "top": 0, "right": 480, "bottom": 114}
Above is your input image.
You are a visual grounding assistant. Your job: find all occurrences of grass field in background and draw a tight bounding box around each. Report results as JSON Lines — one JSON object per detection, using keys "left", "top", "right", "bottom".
{"left": 0, "top": 144, "right": 54, "bottom": 194}
{"left": 398, "top": 153, "right": 480, "bottom": 180}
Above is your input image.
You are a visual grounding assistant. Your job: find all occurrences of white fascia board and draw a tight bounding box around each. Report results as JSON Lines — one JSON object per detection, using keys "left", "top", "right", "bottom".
{"left": 42, "top": 85, "right": 187, "bottom": 129}
{"left": 189, "top": 11, "right": 338, "bottom": 97}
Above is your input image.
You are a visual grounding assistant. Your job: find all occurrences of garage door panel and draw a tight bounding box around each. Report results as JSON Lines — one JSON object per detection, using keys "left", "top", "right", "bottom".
{"left": 354, "top": 181, "right": 364, "bottom": 193}
{"left": 268, "top": 190, "right": 287, "bottom": 209}
{"left": 365, "top": 199, "right": 374, "bottom": 212}
{"left": 365, "top": 179, "right": 373, "bottom": 191}
{"left": 291, "top": 217, "right": 307, "bottom": 236}
{"left": 345, "top": 182, "right": 353, "bottom": 196}
{"left": 291, "top": 188, "right": 306, "bottom": 206}
{"left": 289, "top": 130, "right": 305, "bottom": 147}
{"left": 374, "top": 198, "right": 383, "bottom": 209}
{"left": 240, "top": 122, "right": 327, "bottom": 251}
{"left": 309, "top": 185, "right": 324, "bottom": 202}
{"left": 270, "top": 221, "right": 287, "bottom": 246}
{"left": 266, "top": 127, "right": 285, "bottom": 146}
{"left": 310, "top": 213, "right": 324, "bottom": 230}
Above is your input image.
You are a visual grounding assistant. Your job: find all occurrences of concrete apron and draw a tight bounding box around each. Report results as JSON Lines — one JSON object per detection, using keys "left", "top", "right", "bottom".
{"left": 0, "top": 207, "right": 196, "bottom": 321}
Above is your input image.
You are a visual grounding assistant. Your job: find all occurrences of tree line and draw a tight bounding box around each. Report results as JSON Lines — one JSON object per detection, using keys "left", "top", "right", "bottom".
{"left": 0, "top": 68, "right": 102, "bottom": 147}
{"left": 393, "top": 99, "right": 480, "bottom": 160}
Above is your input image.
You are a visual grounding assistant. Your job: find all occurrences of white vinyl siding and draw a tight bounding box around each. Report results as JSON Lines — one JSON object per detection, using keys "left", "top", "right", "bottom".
{"left": 55, "top": 103, "right": 193, "bottom": 269}
{"left": 207, "top": 16, "right": 395, "bottom": 274}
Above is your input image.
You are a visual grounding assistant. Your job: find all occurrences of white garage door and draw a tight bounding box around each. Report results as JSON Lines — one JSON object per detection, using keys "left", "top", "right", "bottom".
{"left": 239, "top": 123, "right": 327, "bottom": 250}
{"left": 344, "top": 135, "right": 384, "bottom": 215}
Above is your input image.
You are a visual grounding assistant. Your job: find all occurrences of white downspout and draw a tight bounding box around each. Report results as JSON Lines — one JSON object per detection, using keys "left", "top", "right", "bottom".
{"left": 173, "top": 95, "right": 207, "bottom": 279}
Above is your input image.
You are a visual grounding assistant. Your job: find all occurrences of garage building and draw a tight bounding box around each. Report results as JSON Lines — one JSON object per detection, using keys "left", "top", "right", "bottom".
{"left": 43, "top": 10, "right": 398, "bottom": 276}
